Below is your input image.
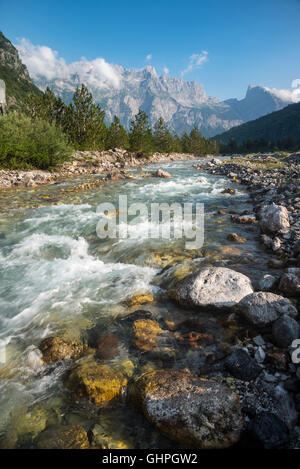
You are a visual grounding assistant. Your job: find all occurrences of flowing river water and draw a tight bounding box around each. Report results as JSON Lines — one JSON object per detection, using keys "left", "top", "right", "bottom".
{"left": 0, "top": 159, "right": 275, "bottom": 448}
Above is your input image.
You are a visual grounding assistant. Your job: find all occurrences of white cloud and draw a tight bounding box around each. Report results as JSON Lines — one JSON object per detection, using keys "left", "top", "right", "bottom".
{"left": 16, "top": 38, "right": 121, "bottom": 89}
{"left": 163, "top": 67, "right": 169, "bottom": 75}
{"left": 265, "top": 79, "right": 300, "bottom": 103}
{"left": 146, "top": 54, "right": 152, "bottom": 61}
{"left": 181, "top": 51, "right": 208, "bottom": 76}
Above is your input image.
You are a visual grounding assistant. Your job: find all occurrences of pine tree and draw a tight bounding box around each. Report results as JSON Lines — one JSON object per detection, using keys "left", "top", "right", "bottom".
{"left": 171, "top": 134, "right": 182, "bottom": 153}
{"left": 67, "top": 84, "right": 106, "bottom": 150}
{"left": 188, "top": 127, "right": 206, "bottom": 155}
{"left": 153, "top": 117, "right": 173, "bottom": 153}
{"left": 105, "top": 115, "right": 128, "bottom": 150}
{"left": 181, "top": 132, "right": 190, "bottom": 153}
{"left": 129, "top": 110, "right": 153, "bottom": 156}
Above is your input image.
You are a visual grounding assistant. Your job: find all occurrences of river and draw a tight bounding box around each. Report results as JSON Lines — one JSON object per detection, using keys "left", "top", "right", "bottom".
{"left": 0, "top": 159, "right": 274, "bottom": 448}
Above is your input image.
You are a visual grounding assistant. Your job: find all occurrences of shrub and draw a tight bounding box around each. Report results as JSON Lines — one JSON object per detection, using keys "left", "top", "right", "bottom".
{"left": 0, "top": 113, "right": 73, "bottom": 170}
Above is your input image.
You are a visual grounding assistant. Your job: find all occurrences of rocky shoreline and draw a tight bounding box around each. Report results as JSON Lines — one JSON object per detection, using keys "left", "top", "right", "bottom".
{"left": 0, "top": 149, "right": 197, "bottom": 189}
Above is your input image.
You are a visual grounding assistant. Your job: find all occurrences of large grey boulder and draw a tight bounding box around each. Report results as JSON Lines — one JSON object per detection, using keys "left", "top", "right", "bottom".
{"left": 170, "top": 267, "right": 253, "bottom": 310}
{"left": 129, "top": 370, "right": 243, "bottom": 448}
{"left": 279, "top": 268, "right": 300, "bottom": 297}
{"left": 260, "top": 203, "right": 290, "bottom": 235}
{"left": 238, "top": 292, "right": 297, "bottom": 326}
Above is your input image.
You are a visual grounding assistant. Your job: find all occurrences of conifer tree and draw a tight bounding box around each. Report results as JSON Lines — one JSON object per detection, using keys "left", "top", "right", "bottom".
{"left": 129, "top": 110, "right": 153, "bottom": 156}
{"left": 67, "top": 84, "right": 106, "bottom": 150}
{"left": 153, "top": 117, "right": 173, "bottom": 153}
{"left": 105, "top": 115, "right": 128, "bottom": 150}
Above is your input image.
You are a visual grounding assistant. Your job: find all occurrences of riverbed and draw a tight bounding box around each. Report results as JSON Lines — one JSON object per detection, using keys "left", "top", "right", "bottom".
{"left": 0, "top": 158, "right": 275, "bottom": 448}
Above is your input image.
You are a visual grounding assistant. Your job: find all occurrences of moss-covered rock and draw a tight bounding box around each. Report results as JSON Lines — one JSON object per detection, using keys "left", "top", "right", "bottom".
{"left": 133, "top": 319, "right": 164, "bottom": 352}
{"left": 39, "top": 336, "right": 87, "bottom": 363}
{"left": 36, "top": 424, "right": 89, "bottom": 449}
{"left": 67, "top": 358, "right": 127, "bottom": 405}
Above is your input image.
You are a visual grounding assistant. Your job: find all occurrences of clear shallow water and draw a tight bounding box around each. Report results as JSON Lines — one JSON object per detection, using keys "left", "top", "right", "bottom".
{"left": 0, "top": 159, "right": 274, "bottom": 448}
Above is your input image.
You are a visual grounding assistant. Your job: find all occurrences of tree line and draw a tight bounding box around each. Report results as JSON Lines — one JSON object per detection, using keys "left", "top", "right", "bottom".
{"left": 25, "top": 84, "right": 219, "bottom": 157}
{"left": 220, "top": 136, "right": 300, "bottom": 155}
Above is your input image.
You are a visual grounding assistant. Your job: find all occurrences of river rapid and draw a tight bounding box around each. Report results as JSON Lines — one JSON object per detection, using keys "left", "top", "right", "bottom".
{"left": 0, "top": 159, "right": 275, "bottom": 448}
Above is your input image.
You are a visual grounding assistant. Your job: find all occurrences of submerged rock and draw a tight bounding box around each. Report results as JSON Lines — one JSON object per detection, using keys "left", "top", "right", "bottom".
{"left": 170, "top": 267, "right": 253, "bottom": 310}
{"left": 96, "top": 334, "right": 121, "bottom": 360}
{"left": 260, "top": 203, "right": 290, "bottom": 235}
{"left": 128, "top": 370, "right": 243, "bottom": 448}
{"left": 227, "top": 233, "right": 246, "bottom": 243}
{"left": 133, "top": 319, "right": 164, "bottom": 352}
{"left": 39, "top": 336, "right": 87, "bottom": 363}
{"left": 67, "top": 358, "right": 127, "bottom": 405}
{"left": 238, "top": 292, "right": 298, "bottom": 326}
{"left": 124, "top": 292, "right": 154, "bottom": 307}
{"left": 36, "top": 424, "right": 89, "bottom": 449}
{"left": 279, "top": 268, "right": 300, "bottom": 297}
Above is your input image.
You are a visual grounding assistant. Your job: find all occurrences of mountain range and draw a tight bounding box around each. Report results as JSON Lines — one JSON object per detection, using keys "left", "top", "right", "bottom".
{"left": 0, "top": 31, "right": 295, "bottom": 136}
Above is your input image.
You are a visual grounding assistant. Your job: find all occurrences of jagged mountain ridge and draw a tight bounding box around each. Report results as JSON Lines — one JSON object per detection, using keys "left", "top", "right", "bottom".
{"left": 35, "top": 66, "right": 292, "bottom": 137}
{"left": 0, "top": 31, "right": 293, "bottom": 135}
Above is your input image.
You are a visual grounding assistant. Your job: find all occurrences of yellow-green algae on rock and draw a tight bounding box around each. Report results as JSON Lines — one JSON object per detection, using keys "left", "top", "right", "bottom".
{"left": 67, "top": 357, "right": 127, "bottom": 405}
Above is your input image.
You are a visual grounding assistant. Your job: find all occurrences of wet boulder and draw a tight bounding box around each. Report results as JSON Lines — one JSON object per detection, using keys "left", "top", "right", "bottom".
{"left": 279, "top": 268, "right": 300, "bottom": 297}
{"left": 153, "top": 169, "right": 171, "bottom": 178}
{"left": 170, "top": 267, "right": 253, "bottom": 310}
{"left": 272, "top": 315, "right": 300, "bottom": 348}
{"left": 36, "top": 424, "right": 89, "bottom": 449}
{"left": 67, "top": 357, "right": 127, "bottom": 406}
{"left": 128, "top": 370, "right": 243, "bottom": 448}
{"left": 245, "top": 412, "right": 289, "bottom": 449}
{"left": 260, "top": 203, "right": 290, "bottom": 235}
{"left": 39, "top": 336, "right": 87, "bottom": 363}
{"left": 225, "top": 348, "right": 262, "bottom": 381}
{"left": 238, "top": 292, "right": 298, "bottom": 326}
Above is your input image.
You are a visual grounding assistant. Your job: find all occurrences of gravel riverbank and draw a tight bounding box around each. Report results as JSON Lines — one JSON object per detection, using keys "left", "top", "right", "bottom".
{"left": 0, "top": 150, "right": 198, "bottom": 189}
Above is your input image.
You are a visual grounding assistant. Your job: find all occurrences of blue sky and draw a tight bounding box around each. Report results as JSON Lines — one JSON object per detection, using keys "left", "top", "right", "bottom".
{"left": 1, "top": 0, "right": 300, "bottom": 99}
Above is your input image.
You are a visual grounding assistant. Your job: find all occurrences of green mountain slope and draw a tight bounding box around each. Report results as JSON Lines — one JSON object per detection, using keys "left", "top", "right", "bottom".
{"left": 215, "top": 101, "right": 300, "bottom": 146}
{"left": 0, "top": 31, "right": 42, "bottom": 110}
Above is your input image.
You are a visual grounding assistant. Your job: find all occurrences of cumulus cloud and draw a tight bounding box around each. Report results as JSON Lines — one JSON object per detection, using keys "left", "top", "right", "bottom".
{"left": 146, "top": 54, "right": 152, "bottom": 61}
{"left": 265, "top": 79, "right": 300, "bottom": 103}
{"left": 16, "top": 38, "right": 121, "bottom": 89}
{"left": 181, "top": 51, "right": 208, "bottom": 76}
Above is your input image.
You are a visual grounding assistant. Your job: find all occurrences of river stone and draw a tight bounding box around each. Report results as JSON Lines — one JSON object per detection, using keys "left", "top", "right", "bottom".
{"left": 36, "top": 424, "right": 89, "bottom": 449}
{"left": 258, "top": 274, "right": 277, "bottom": 291}
{"left": 154, "top": 169, "right": 171, "bottom": 178}
{"left": 39, "top": 336, "right": 87, "bottom": 363}
{"left": 279, "top": 268, "right": 300, "bottom": 297}
{"left": 260, "top": 203, "right": 290, "bottom": 235}
{"left": 170, "top": 267, "right": 253, "bottom": 310}
{"left": 129, "top": 370, "right": 243, "bottom": 448}
{"left": 225, "top": 348, "right": 262, "bottom": 381}
{"left": 238, "top": 292, "right": 298, "bottom": 326}
{"left": 272, "top": 315, "right": 300, "bottom": 348}
{"left": 67, "top": 358, "right": 127, "bottom": 405}
{"left": 246, "top": 412, "right": 289, "bottom": 449}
